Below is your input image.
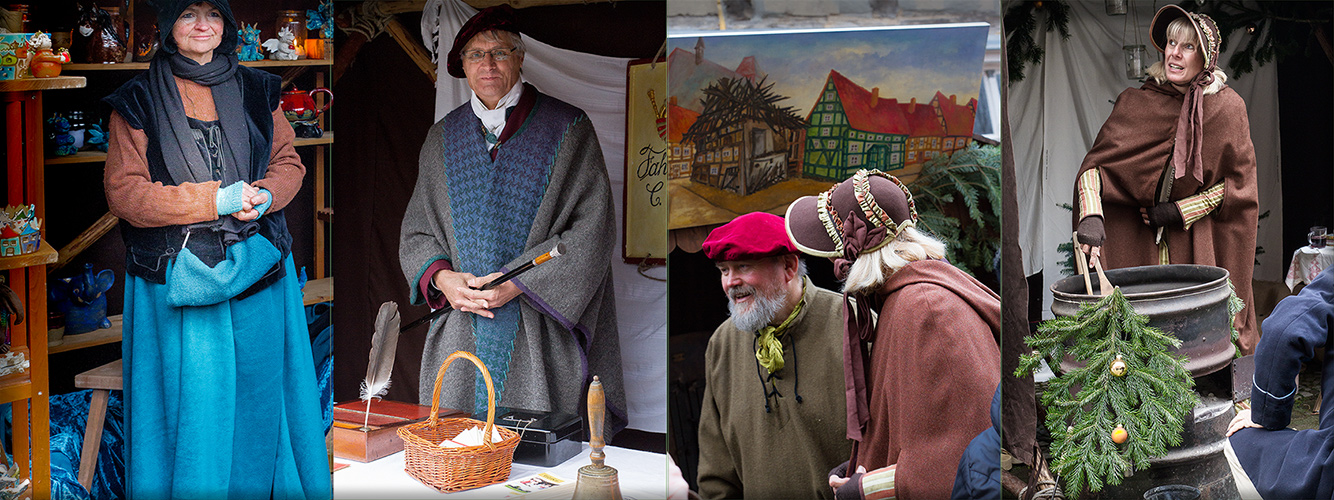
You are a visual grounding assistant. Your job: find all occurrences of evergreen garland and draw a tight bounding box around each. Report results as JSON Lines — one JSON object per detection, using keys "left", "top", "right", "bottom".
{"left": 910, "top": 144, "right": 1001, "bottom": 278}
{"left": 1181, "top": 0, "right": 1333, "bottom": 77}
{"left": 1016, "top": 289, "right": 1200, "bottom": 498}
{"left": 1003, "top": 0, "right": 1072, "bottom": 83}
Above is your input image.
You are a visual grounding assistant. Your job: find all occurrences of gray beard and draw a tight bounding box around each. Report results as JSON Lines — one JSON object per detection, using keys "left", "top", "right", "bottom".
{"left": 727, "top": 283, "right": 788, "bottom": 333}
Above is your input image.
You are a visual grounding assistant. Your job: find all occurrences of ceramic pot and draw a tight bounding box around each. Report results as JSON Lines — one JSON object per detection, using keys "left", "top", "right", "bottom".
{"left": 29, "top": 47, "right": 61, "bottom": 77}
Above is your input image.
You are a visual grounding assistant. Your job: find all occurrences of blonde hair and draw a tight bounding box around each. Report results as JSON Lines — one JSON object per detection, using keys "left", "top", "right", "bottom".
{"left": 1149, "top": 16, "right": 1227, "bottom": 94}
{"left": 1165, "top": 16, "right": 1199, "bottom": 47}
{"left": 842, "top": 226, "right": 947, "bottom": 295}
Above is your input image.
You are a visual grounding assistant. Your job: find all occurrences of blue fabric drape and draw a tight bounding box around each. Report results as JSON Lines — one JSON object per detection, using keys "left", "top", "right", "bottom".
{"left": 123, "top": 235, "right": 330, "bottom": 499}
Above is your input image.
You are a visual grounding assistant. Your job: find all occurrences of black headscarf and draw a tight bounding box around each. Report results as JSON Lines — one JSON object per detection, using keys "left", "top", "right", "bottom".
{"left": 145, "top": 0, "right": 250, "bottom": 188}
{"left": 151, "top": 0, "right": 239, "bottom": 55}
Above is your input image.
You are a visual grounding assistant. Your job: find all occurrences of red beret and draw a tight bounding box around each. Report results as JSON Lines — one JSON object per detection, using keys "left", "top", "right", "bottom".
{"left": 702, "top": 212, "right": 797, "bottom": 262}
{"left": 448, "top": 5, "right": 520, "bottom": 79}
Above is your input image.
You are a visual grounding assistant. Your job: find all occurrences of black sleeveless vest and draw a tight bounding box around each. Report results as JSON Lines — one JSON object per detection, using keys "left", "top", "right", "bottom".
{"left": 103, "top": 66, "right": 291, "bottom": 298}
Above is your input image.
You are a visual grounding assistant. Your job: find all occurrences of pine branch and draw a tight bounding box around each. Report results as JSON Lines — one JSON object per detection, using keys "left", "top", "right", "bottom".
{"left": 1017, "top": 289, "right": 1201, "bottom": 499}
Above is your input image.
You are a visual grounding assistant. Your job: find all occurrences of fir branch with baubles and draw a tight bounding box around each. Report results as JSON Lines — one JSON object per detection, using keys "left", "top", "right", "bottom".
{"left": 1015, "top": 288, "right": 1200, "bottom": 499}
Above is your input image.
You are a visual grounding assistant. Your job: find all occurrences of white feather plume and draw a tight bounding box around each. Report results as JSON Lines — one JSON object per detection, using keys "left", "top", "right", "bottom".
{"left": 360, "top": 301, "right": 401, "bottom": 402}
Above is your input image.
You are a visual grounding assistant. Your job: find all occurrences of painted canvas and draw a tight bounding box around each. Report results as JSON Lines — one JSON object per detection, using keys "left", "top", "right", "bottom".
{"left": 667, "top": 24, "right": 990, "bottom": 230}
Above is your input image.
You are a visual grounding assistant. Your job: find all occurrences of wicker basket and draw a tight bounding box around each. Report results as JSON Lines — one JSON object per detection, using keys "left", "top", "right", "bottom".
{"left": 397, "top": 351, "right": 522, "bottom": 492}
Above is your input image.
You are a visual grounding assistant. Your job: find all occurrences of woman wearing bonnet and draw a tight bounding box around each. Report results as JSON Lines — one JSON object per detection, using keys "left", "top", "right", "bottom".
{"left": 102, "top": 0, "right": 331, "bottom": 497}
{"left": 1073, "top": 5, "right": 1260, "bottom": 353}
{"left": 786, "top": 170, "right": 1001, "bottom": 499}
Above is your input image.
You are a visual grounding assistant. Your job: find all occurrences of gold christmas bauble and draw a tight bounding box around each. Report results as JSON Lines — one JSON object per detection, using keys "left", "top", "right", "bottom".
{"left": 1111, "top": 424, "right": 1128, "bottom": 444}
{"left": 1111, "top": 355, "right": 1128, "bottom": 377}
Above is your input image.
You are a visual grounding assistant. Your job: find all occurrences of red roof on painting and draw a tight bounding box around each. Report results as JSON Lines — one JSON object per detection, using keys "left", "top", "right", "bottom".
{"left": 735, "top": 56, "right": 760, "bottom": 82}
{"left": 826, "top": 70, "right": 910, "bottom": 136}
{"left": 668, "top": 102, "right": 700, "bottom": 143}
{"left": 899, "top": 98, "right": 945, "bottom": 137}
{"left": 933, "top": 91, "right": 977, "bottom": 136}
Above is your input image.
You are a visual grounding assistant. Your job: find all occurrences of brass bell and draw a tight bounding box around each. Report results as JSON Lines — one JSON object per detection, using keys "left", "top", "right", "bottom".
{"left": 573, "top": 376, "right": 622, "bottom": 500}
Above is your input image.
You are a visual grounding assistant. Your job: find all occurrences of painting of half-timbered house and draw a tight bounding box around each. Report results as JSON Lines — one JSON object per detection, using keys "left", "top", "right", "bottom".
{"left": 682, "top": 77, "right": 805, "bottom": 196}
{"left": 667, "top": 97, "right": 699, "bottom": 179}
{"left": 804, "top": 70, "right": 910, "bottom": 181}
{"left": 932, "top": 91, "right": 979, "bottom": 156}
{"left": 665, "top": 24, "right": 988, "bottom": 230}
{"left": 901, "top": 96, "right": 945, "bottom": 168}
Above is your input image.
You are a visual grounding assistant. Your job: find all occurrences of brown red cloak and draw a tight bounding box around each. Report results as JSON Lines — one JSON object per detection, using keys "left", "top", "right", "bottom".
{"left": 855, "top": 259, "right": 1001, "bottom": 499}
{"left": 1074, "top": 80, "right": 1259, "bottom": 353}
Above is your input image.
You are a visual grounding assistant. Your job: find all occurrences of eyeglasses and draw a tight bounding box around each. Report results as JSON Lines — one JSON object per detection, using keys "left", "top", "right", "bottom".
{"left": 463, "top": 47, "right": 518, "bottom": 63}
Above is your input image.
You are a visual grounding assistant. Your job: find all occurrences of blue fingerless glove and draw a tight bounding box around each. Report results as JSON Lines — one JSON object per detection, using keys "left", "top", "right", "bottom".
{"left": 254, "top": 188, "right": 274, "bottom": 218}
{"left": 216, "top": 181, "right": 244, "bottom": 215}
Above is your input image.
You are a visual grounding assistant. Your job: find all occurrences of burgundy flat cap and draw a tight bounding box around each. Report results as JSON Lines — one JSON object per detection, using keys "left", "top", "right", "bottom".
{"left": 447, "top": 5, "right": 520, "bottom": 79}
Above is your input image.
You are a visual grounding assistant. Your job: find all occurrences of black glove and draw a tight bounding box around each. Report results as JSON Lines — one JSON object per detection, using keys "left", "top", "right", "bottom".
{"left": 828, "top": 460, "right": 848, "bottom": 481}
{"left": 1144, "top": 201, "right": 1184, "bottom": 229}
{"left": 834, "top": 472, "right": 864, "bottom": 500}
{"left": 1076, "top": 215, "right": 1105, "bottom": 247}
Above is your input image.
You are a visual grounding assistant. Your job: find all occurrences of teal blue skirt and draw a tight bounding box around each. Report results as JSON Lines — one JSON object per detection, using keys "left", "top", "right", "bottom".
{"left": 122, "top": 235, "right": 331, "bottom": 499}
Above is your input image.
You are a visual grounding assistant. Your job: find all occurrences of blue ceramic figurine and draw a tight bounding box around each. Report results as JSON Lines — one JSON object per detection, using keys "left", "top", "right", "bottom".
{"left": 238, "top": 23, "right": 264, "bottom": 62}
{"left": 49, "top": 264, "right": 115, "bottom": 335}
{"left": 307, "top": 0, "right": 334, "bottom": 40}
{"left": 85, "top": 121, "right": 108, "bottom": 152}
{"left": 45, "top": 114, "right": 77, "bottom": 157}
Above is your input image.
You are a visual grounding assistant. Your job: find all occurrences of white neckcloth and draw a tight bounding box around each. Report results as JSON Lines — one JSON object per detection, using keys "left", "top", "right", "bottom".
{"left": 469, "top": 79, "right": 525, "bottom": 149}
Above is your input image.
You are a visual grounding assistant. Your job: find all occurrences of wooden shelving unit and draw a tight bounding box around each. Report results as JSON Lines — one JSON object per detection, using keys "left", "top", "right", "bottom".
{"left": 0, "top": 76, "right": 80, "bottom": 499}
{"left": 46, "top": 132, "right": 335, "bottom": 165}
{"left": 62, "top": 58, "right": 335, "bottom": 71}
{"left": 48, "top": 316, "right": 122, "bottom": 355}
{"left": 0, "top": 241, "right": 57, "bottom": 271}
{"left": 47, "top": 277, "right": 334, "bottom": 356}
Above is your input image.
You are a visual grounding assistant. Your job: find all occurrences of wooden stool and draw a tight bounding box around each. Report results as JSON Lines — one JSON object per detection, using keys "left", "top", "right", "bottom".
{"left": 73, "top": 359, "right": 122, "bottom": 492}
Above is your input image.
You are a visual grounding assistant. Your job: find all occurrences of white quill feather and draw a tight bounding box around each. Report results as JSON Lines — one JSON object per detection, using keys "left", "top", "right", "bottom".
{"left": 359, "top": 301, "right": 401, "bottom": 428}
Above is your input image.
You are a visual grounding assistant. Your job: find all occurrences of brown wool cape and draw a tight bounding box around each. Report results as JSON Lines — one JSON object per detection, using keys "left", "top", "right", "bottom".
{"left": 1074, "top": 80, "right": 1259, "bottom": 353}
{"left": 855, "top": 259, "right": 1000, "bottom": 499}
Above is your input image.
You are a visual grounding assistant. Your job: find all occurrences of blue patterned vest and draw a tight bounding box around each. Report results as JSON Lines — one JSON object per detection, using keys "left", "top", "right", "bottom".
{"left": 438, "top": 91, "right": 584, "bottom": 412}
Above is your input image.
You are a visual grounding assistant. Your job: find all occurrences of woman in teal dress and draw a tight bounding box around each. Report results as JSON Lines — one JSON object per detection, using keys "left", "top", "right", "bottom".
{"left": 101, "top": 0, "right": 330, "bottom": 497}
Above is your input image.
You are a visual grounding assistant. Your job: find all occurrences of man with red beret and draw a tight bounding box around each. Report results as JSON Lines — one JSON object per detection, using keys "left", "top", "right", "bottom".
{"left": 695, "top": 212, "right": 851, "bottom": 499}
{"left": 399, "top": 5, "right": 626, "bottom": 437}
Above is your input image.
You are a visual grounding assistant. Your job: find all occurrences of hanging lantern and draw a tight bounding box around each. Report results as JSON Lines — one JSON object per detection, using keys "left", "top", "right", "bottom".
{"left": 1110, "top": 354, "right": 1128, "bottom": 377}
{"left": 1123, "top": 44, "right": 1147, "bottom": 80}
{"left": 1105, "top": 0, "right": 1127, "bottom": 15}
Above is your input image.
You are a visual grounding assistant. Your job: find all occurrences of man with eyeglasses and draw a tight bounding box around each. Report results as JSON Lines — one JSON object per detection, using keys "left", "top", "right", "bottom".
{"left": 400, "top": 5, "right": 627, "bottom": 439}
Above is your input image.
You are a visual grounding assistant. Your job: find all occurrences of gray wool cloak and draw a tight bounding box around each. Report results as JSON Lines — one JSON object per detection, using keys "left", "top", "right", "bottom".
{"left": 399, "top": 86, "right": 627, "bottom": 436}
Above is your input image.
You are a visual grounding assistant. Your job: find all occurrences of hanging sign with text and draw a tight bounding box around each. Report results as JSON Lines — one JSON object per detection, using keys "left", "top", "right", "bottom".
{"left": 622, "top": 57, "right": 668, "bottom": 264}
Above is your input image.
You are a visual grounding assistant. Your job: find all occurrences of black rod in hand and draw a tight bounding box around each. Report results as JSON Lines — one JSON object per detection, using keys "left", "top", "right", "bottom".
{"left": 399, "top": 243, "right": 566, "bottom": 334}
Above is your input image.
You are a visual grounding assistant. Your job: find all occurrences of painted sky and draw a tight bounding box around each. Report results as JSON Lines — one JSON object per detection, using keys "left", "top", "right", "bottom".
{"left": 668, "top": 25, "right": 989, "bottom": 116}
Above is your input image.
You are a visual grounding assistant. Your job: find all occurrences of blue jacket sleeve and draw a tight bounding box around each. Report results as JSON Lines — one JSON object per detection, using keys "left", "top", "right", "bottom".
{"left": 1250, "top": 266, "right": 1334, "bottom": 429}
{"left": 951, "top": 384, "right": 1002, "bottom": 500}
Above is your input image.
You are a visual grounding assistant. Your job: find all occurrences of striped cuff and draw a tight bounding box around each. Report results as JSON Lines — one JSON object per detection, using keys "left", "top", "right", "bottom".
{"left": 861, "top": 465, "right": 897, "bottom": 500}
{"left": 1077, "top": 168, "right": 1103, "bottom": 220}
{"left": 1176, "top": 181, "right": 1225, "bottom": 230}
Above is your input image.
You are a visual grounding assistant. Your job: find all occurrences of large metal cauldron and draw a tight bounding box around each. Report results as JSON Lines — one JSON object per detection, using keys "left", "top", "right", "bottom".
{"left": 1051, "top": 265, "right": 1240, "bottom": 500}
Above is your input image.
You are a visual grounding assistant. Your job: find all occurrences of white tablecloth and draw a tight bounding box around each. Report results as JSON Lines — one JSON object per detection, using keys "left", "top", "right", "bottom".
{"left": 334, "top": 444, "right": 668, "bottom": 499}
{"left": 1285, "top": 246, "right": 1334, "bottom": 290}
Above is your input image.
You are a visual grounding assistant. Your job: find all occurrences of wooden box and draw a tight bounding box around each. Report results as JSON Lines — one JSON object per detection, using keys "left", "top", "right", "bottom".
{"left": 332, "top": 399, "right": 465, "bottom": 463}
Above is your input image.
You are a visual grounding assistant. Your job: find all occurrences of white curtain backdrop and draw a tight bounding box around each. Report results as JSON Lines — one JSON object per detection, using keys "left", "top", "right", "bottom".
{"left": 1010, "top": 0, "right": 1283, "bottom": 319}
{"left": 421, "top": 0, "right": 668, "bottom": 433}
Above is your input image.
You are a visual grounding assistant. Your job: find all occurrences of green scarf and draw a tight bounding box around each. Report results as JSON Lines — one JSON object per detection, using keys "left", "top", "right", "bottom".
{"left": 755, "top": 283, "right": 806, "bottom": 374}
